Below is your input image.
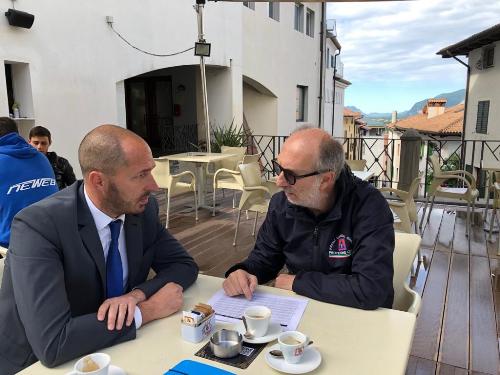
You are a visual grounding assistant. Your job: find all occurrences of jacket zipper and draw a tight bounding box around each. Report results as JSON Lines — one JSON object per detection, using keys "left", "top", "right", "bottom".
{"left": 312, "top": 226, "right": 320, "bottom": 269}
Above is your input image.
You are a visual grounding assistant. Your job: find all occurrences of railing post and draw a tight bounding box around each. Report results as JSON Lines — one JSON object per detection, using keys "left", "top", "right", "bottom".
{"left": 398, "top": 129, "right": 422, "bottom": 193}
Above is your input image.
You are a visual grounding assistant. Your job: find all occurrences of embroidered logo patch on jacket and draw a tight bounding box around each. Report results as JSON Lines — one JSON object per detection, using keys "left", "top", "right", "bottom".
{"left": 328, "top": 234, "right": 353, "bottom": 258}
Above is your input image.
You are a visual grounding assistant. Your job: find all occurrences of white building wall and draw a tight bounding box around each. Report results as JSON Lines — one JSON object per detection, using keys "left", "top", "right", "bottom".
{"left": 0, "top": 1, "right": 323, "bottom": 176}
{"left": 464, "top": 42, "right": 500, "bottom": 167}
{"left": 241, "top": 2, "right": 322, "bottom": 136}
{"left": 323, "top": 37, "right": 347, "bottom": 138}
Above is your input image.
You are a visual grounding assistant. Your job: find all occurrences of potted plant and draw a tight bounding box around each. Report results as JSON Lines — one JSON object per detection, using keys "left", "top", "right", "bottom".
{"left": 211, "top": 120, "right": 247, "bottom": 153}
{"left": 12, "top": 102, "right": 20, "bottom": 118}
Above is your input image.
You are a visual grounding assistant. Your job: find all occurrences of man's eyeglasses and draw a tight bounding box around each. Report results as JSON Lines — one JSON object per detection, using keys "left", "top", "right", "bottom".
{"left": 272, "top": 159, "right": 330, "bottom": 185}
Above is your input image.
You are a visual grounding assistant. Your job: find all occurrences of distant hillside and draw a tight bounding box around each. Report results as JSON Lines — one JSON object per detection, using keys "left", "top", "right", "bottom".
{"left": 345, "top": 105, "right": 364, "bottom": 114}
{"left": 349, "top": 89, "right": 465, "bottom": 125}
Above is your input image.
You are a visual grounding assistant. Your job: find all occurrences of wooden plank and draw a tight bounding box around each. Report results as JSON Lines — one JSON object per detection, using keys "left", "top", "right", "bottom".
{"left": 469, "top": 219, "right": 488, "bottom": 257}
{"left": 489, "top": 258, "right": 500, "bottom": 337}
{"left": 452, "top": 209, "right": 469, "bottom": 255}
{"left": 421, "top": 207, "right": 445, "bottom": 250}
{"left": 405, "top": 356, "right": 437, "bottom": 375}
{"left": 470, "top": 256, "right": 499, "bottom": 374}
{"left": 439, "top": 253, "right": 469, "bottom": 369}
{"left": 435, "top": 209, "right": 456, "bottom": 252}
{"left": 411, "top": 251, "right": 451, "bottom": 361}
{"left": 436, "top": 362, "right": 469, "bottom": 375}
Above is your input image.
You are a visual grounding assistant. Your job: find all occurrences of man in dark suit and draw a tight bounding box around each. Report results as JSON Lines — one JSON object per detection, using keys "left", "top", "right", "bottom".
{"left": 0, "top": 125, "right": 199, "bottom": 374}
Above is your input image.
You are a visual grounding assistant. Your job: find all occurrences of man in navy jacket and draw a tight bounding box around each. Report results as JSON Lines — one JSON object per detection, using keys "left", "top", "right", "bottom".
{"left": 223, "top": 127, "right": 394, "bottom": 310}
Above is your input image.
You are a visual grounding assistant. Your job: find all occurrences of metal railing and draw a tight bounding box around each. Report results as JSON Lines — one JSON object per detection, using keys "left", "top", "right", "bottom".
{"left": 247, "top": 134, "right": 500, "bottom": 200}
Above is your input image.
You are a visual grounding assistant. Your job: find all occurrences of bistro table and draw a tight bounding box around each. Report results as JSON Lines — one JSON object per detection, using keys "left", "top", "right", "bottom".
{"left": 353, "top": 170, "right": 375, "bottom": 181}
{"left": 162, "top": 152, "right": 236, "bottom": 209}
{"left": 21, "top": 275, "right": 416, "bottom": 375}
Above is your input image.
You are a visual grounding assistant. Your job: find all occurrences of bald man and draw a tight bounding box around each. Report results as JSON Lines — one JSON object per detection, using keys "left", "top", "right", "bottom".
{"left": 0, "top": 125, "right": 198, "bottom": 374}
{"left": 223, "top": 127, "right": 394, "bottom": 310}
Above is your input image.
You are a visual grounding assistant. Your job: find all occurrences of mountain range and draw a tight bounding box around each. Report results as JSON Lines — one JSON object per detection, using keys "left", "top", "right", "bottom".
{"left": 347, "top": 89, "right": 465, "bottom": 125}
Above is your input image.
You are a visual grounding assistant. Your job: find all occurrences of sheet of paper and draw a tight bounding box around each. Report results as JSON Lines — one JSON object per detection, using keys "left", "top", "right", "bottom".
{"left": 207, "top": 289, "right": 308, "bottom": 331}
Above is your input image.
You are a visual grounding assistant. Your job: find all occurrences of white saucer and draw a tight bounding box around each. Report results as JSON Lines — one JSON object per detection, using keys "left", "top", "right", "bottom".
{"left": 65, "top": 364, "right": 126, "bottom": 375}
{"left": 109, "top": 365, "right": 127, "bottom": 375}
{"left": 264, "top": 344, "right": 321, "bottom": 374}
{"left": 235, "top": 321, "right": 282, "bottom": 344}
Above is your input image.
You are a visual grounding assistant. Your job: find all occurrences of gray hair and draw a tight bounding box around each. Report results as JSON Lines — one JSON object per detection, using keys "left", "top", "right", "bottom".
{"left": 317, "top": 137, "right": 345, "bottom": 181}
{"left": 78, "top": 125, "right": 128, "bottom": 176}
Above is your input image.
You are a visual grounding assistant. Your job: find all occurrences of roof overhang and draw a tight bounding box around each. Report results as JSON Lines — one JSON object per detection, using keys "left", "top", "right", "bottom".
{"left": 437, "top": 23, "right": 500, "bottom": 58}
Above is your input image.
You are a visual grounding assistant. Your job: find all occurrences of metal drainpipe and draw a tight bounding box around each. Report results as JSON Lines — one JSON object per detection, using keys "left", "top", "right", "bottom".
{"left": 446, "top": 50, "right": 470, "bottom": 170}
{"left": 331, "top": 49, "right": 341, "bottom": 136}
{"left": 318, "top": 3, "right": 326, "bottom": 129}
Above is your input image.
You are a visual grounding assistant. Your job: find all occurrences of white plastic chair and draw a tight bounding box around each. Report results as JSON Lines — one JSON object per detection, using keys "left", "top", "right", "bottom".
{"left": 0, "top": 246, "right": 7, "bottom": 257}
{"left": 392, "top": 233, "right": 422, "bottom": 315}
{"left": 152, "top": 158, "right": 198, "bottom": 229}
{"left": 345, "top": 159, "right": 367, "bottom": 171}
{"left": 233, "top": 162, "right": 280, "bottom": 246}
{"left": 0, "top": 257, "right": 4, "bottom": 287}
{"left": 420, "top": 153, "right": 478, "bottom": 236}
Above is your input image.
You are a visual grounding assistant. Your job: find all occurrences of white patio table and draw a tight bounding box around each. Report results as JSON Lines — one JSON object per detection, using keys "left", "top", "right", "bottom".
{"left": 21, "top": 275, "right": 416, "bottom": 375}
{"left": 161, "top": 152, "right": 236, "bottom": 209}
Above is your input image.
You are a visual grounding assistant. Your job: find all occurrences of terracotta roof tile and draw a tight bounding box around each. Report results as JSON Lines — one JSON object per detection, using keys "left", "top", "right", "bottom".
{"left": 344, "top": 108, "right": 362, "bottom": 118}
{"left": 390, "top": 104, "right": 464, "bottom": 135}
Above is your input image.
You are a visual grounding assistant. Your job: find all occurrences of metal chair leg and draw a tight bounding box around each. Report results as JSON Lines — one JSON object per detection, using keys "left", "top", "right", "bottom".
{"left": 252, "top": 212, "right": 259, "bottom": 236}
{"left": 193, "top": 186, "right": 199, "bottom": 222}
{"left": 419, "top": 196, "right": 430, "bottom": 231}
{"left": 233, "top": 210, "right": 242, "bottom": 246}
{"left": 232, "top": 192, "right": 236, "bottom": 209}
{"left": 212, "top": 185, "right": 216, "bottom": 217}
{"left": 466, "top": 203, "right": 471, "bottom": 237}
{"left": 427, "top": 195, "right": 436, "bottom": 223}
{"left": 166, "top": 191, "right": 171, "bottom": 229}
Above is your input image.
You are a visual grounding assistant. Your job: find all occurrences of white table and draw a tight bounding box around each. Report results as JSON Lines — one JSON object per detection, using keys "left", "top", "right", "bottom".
{"left": 353, "top": 170, "right": 375, "bottom": 181}
{"left": 21, "top": 275, "right": 416, "bottom": 375}
{"left": 163, "top": 152, "right": 236, "bottom": 208}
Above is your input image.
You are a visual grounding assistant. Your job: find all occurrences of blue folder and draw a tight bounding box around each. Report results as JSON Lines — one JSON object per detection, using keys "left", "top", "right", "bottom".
{"left": 164, "top": 359, "right": 236, "bottom": 375}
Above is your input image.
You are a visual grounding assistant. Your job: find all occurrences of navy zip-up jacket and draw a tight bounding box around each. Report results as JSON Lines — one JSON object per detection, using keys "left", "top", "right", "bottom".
{"left": 226, "top": 167, "right": 394, "bottom": 310}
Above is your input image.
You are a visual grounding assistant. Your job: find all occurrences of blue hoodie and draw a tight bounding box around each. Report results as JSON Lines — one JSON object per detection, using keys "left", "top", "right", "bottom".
{"left": 0, "top": 132, "right": 58, "bottom": 247}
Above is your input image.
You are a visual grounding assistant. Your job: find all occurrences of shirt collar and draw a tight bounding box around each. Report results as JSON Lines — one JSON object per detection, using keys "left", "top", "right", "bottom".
{"left": 83, "top": 184, "right": 126, "bottom": 231}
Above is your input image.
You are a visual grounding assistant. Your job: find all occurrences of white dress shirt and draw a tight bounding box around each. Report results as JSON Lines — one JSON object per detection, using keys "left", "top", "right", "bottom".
{"left": 84, "top": 186, "right": 142, "bottom": 329}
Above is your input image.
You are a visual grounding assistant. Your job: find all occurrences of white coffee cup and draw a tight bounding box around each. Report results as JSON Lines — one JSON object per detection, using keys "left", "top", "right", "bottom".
{"left": 243, "top": 305, "right": 271, "bottom": 338}
{"left": 278, "top": 331, "right": 309, "bottom": 364}
{"left": 67, "top": 353, "right": 110, "bottom": 375}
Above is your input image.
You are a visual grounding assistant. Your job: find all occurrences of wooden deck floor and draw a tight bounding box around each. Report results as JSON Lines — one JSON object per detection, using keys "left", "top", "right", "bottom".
{"left": 153, "top": 190, "right": 500, "bottom": 375}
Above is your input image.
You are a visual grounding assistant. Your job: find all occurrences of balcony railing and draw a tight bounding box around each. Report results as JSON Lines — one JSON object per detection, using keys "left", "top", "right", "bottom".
{"left": 247, "top": 134, "right": 500, "bottom": 201}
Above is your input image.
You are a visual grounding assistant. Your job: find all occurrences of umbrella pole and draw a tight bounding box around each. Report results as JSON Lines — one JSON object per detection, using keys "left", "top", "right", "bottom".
{"left": 196, "top": 2, "right": 211, "bottom": 153}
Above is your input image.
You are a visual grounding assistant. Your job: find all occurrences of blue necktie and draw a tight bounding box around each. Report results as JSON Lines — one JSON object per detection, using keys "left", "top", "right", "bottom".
{"left": 106, "top": 220, "right": 123, "bottom": 298}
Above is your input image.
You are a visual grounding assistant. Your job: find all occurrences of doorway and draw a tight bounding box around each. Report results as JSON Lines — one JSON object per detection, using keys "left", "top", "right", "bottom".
{"left": 125, "top": 76, "right": 174, "bottom": 156}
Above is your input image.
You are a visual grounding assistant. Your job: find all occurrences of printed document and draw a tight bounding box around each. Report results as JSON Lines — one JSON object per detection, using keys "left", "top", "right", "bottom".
{"left": 207, "top": 289, "right": 308, "bottom": 331}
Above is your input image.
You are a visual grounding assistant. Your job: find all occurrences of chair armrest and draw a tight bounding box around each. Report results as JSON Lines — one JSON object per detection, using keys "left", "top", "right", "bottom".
{"left": 171, "top": 170, "right": 195, "bottom": 179}
{"left": 263, "top": 181, "right": 281, "bottom": 195}
{"left": 214, "top": 168, "right": 240, "bottom": 179}
{"left": 445, "top": 169, "right": 475, "bottom": 182}
{"left": 379, "top": 187, "right": 410, "bottom": 200}
{"left": 243, "top": 185, "right": 274, "bottom": 197}
{"left": 405, "top": 284, "right": 421, "bottom": 315}
{"left": 437, "top": 174, "right": 474, "bottom": 190}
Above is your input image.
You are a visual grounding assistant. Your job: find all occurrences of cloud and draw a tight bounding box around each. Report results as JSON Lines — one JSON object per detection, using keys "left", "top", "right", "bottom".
{"left": 327, "top": 0, "right": 500, "bottom": 111}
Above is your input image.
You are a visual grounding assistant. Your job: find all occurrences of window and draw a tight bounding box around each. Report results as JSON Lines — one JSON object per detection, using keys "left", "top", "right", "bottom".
{"left": 294, "top": 3, "right": 304, "bottom": 32}
{"left": 296, "top": 85, "right": 307, "bottom": 122}
{"left": 269, "top": 2, "right": 279, "bottom": 21}
{"left": 330, "top": 55, "right": 334, "bottom": 69}
{"left": 475, "top": 100, "right": 490, "bottom": 134}
{"left": 482, "top": 46, "right": 495, "bottom": 69}
{"left": 243, "top": 2, "right": 255, "bottom": 10}
{"left": 306, "top": 8, "right": 315, "bottom": 37}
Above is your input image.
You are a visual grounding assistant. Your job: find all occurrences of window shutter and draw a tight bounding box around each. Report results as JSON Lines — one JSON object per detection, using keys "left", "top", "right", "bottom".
{"left": 475, "top": 100, "right": 490, "bottom": 134}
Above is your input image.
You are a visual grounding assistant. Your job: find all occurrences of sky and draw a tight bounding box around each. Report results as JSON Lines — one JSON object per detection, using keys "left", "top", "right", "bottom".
{"left": 326, "top": 0, "right": 500, "bottom": 114}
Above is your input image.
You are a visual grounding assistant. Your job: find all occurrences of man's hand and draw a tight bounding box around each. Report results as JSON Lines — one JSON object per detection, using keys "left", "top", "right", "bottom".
{"left": 275, "top": 274, "right": 295, "bottom": 291}
{"left": 138, "top": 282, "right": 184, "bottom": 326}
{"left": 97, "top": 289, "right": 146, "bottom": 331}
{"left": 223, "top": 269, "right": 258, "bottom": 300}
